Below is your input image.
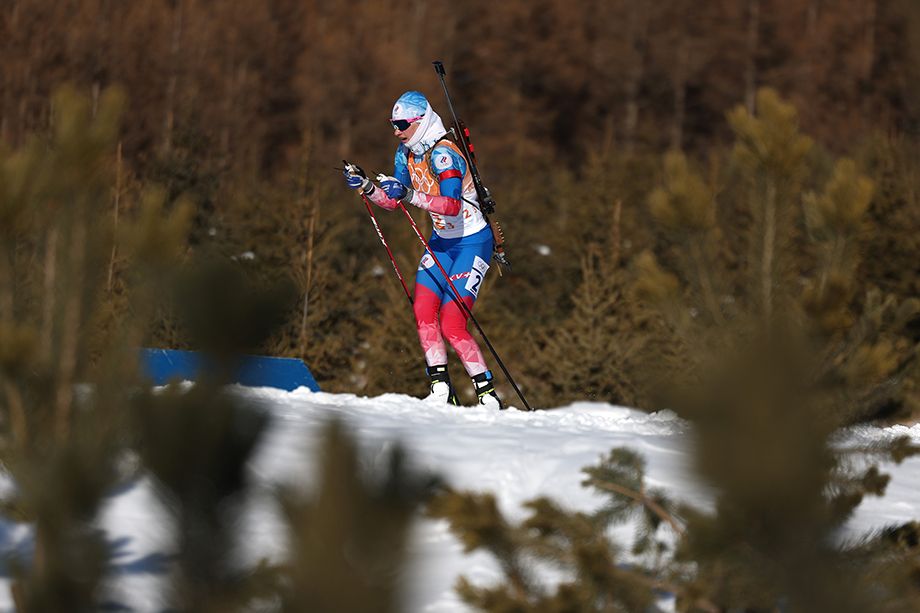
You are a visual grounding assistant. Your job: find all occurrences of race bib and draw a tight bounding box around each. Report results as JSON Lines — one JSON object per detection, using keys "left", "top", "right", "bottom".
{"left": 464, "top": 255, "right": 490, "bottom": 297}
{"left": 418, "top": 254, "right": 434, "bottom": 270}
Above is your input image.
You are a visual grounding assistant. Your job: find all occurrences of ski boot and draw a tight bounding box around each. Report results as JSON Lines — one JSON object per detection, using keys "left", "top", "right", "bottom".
{"left": 472, "top": 370, "right": 504, "bottom": 410}
{"left": 425, "top": 364, "right": 459, "bottom": 405}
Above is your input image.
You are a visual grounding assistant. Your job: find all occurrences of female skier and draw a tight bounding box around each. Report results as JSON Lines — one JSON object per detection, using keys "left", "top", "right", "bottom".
{"left": 343, "top": 90, "right": 502, "bottom": 410}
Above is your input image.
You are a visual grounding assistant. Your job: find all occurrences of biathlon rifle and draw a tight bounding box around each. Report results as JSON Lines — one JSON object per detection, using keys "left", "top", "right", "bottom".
{"left": 432, "top": 61, "right": 511, "bottom": 269}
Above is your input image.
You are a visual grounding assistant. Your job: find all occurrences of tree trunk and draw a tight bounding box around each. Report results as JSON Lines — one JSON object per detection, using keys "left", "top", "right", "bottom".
{"left": 611, "top": 199, "right": 622, "bottom": 266}
{"left": 802, "top": 0, "right": 822, "bottom": 104}
{"left": 300, "top": 200, "right": 317, "bottom": 359}
{"left": 107, "top": 142, "right": 123, "bottom": 293}
{"left": 671, "top": 36, "right": 688, "bottom": 151}
{"left": 41, "top": 227, "right": 58, "bottom": 363}
{"left": 91, "top": 81, "right": 100, "bottom": 118}
{"left": 862, "top": 0, "right": 877, "bottom": 81}
{"left": 55, "top": 218, "right": 86, "bottom": 443}
{"left": 0, "top": 249, "right": 12, "bottom": 323}
{"left": 163, "top": 0, "right": 184, "bottom": 154}
{"left": 744, "top": 0, "right": 760, "bottom": 114}
{"left": 298, "top": 128, "right": 317, "bottom": 360}
{"left": 410, "top": 0, "right": 426, "bottom": 61}
{"left": 760, "top": 180, "right": 777, "bottom": 321}
{"left": 337, "top": 119, "right": 352, "bottom": 162}
{"left": 806, "top": 0, "right": 821, "bottom": 35}
{"left": 2, "top": 376, "right": 27, "bottom": 449}
{"left": 4, "top": 1, "right": 18, "bottom": 143}
{"left": 624, "top": 3, "right": 648, "bottom": 154}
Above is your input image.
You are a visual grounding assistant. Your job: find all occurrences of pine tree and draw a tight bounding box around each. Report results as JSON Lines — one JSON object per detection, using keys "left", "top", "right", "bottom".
{"left": 430, "top": 88, "right": 920, "bottom": 611}
{"left": 355, "top": 269, "right": 428, "bottom": 399}
{"left": 0, "top": 85, "right": 194, "bottom": 611}
{"left": 280, "top": 419, "right": 439, "bottom": 612}
{"left": 643, "top": 88, "right": 920, "bottom": 610}
{"left": 428, "top": 447, "right": 689, "bottom": 611}
{"left": 529, "top": 244, "right": 643, "bottom": 407}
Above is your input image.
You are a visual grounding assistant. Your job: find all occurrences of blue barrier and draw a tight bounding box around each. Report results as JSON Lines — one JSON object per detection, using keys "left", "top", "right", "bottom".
{"left": 140, "top": 348, "right": 320, "bottom": 392}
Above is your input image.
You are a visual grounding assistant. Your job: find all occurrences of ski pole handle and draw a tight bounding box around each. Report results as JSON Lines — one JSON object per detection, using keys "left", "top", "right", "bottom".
{"left": 432, "top": 60, "right": 445, "bottom": 76}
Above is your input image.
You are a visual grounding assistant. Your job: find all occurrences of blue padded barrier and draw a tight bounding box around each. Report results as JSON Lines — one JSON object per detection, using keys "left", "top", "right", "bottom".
{"left": 140, "top": 348, "right": 320, "bottom": 392}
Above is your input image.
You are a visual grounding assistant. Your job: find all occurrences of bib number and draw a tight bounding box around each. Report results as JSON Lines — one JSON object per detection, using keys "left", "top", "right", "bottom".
{"left": 465, "top": 255, "right": 490, "bottom": 298}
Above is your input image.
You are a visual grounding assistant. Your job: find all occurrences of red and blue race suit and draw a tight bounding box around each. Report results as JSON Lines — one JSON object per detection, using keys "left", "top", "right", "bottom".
{"left": 366, "top": 140, "right": 493, "bottom": 376}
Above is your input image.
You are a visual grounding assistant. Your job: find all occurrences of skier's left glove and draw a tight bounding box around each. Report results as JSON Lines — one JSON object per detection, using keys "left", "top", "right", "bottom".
{"left": 378, "top": 175, "right": 414, "bottom": 203}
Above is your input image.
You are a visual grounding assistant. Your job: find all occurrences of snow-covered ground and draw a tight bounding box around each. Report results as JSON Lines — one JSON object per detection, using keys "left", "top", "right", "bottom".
{"left": 2, "top": 387, "right": 920, "bottom": 612}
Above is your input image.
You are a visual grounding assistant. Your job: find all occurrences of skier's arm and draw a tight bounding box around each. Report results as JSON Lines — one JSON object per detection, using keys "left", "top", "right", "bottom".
{"left": 363, "top": 183, "right": 400, "bottom": 210}
{"left": 408, "top": 190, "right": 461, "bottom": 215}
{"left": 363, "top": 146, "right": 412, "bottom": 210}
{"left": 378, "top": 146, "right": 465, "bottom": 215}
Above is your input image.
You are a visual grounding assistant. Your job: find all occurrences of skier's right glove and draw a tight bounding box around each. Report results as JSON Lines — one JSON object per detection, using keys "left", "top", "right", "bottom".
{"left": 343, "top": 161, "right": 374, "bottom": 194}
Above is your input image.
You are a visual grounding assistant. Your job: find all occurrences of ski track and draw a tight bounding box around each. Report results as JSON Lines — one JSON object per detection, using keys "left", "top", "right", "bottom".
{"left": 0, "top": 387, "right": 918, "bottom": 612}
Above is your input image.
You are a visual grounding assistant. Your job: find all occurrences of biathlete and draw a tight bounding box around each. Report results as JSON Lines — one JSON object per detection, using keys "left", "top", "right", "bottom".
{"left": 343, "top": 90, "right": 502, "bottom": 410}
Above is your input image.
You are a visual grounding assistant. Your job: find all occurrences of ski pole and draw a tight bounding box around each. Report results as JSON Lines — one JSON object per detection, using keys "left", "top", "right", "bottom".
{"left": 342, "top": 161, "right": 414, "bottom": 305}
{"left": 360, "top": 193, "right": 413, "bottom": 306}
{"left": 395, "top": 202, "right": 534, "bottom": 412}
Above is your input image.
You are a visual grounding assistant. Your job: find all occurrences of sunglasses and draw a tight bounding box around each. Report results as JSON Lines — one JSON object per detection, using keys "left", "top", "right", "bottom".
{"left": 390, "top": 115, "right": 423, "bottom": 131}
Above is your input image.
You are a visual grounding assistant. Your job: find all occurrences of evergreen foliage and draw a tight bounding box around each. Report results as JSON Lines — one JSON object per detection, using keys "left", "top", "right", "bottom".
{"left": 355, "top": 272, "right": 429, "bottom": 400}
{"left": 430, "top": 89, "right": 920, "bottom": 610}
{"left": 529, "top": 245, "right": 644, "bottom": 407}
{"left": 133, "top": 384, "right": 272, "bottom": 613}
{"left": 0, "top": 86, "right": 194, "bottom": 611}
{"left": 428, "top": 448, "right": 684, "bottom": 611}
{"left": 3, "top": 0, "right": 920, "bottom": 406}
{"left": 0, "top": 85, "right": 439, "bottom": 610}
{"left": 1, "top": 1, "right": 920, "bottom": 608}
{"left": 279, "top": 419, "right": 440, "bottom": 612}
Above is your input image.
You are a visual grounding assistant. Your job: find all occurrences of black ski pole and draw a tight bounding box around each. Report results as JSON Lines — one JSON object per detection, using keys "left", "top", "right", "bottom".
{"left": 432, "top": 61, "right": 511, "bottom": 269}
{"left": 395, "top": 201, "right": 534, "bottom": 412}
{"left": 432, "top": 61, "right": 495, "bottom": 213}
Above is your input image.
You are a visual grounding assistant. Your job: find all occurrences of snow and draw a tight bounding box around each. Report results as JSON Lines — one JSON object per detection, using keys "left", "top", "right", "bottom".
{"left": 2, "top": 387, "right": 920, "bottom": 612}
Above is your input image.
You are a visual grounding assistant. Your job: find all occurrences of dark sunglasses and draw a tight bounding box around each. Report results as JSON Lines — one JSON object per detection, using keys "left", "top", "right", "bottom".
{"left": 390, "top": 115, "right": 423, "bottom": 131}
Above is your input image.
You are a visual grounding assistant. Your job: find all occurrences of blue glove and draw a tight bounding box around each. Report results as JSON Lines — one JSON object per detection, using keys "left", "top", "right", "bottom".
{"left": 379, "top": 176, "right": 412, "bottom": 202}
{"left": 343, "top": 162, "right": 373, "bottom": 193}
{"left": 344, "top": 171, "right": 364, "bottom": 190}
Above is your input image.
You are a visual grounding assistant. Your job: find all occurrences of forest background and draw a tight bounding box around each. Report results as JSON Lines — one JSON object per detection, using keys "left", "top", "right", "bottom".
{"left": 5, "top": 0, "right": 920, "bottom": 610}
{"left": 3, "top": 0, "right": 920, "bottom": 414}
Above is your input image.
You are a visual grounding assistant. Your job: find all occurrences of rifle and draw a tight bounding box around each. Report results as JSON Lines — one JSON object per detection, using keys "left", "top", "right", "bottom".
{"left": 432, "top": 61, "right": 511, "bottom": 269}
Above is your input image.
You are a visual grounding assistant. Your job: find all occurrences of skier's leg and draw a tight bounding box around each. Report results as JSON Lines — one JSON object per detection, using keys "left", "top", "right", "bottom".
{"left": 415, "top": 247, "right": 458, "bottom": 404}
{"left": 423, "top": 363, "right": 458, "bottom": 405}
{"left": 439, "top": 297, "right": 487, "bottom": 375}
{"left": 438, "top": 232, "right": 502, "bottom": 409}
{"left": 470, "top": 370, "right": 502, "bottom": 409}
{"left": 413, "top": 284, "right": 447, "bottom": 367}
{"left": 438, "top": 235, "right": 492, "bottom": 378}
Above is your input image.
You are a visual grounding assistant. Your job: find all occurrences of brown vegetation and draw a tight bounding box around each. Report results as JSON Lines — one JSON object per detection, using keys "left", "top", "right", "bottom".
{"left": 2, "top": 2, "right": 920, "bottom": 610}
{"left": 4, "top": 0, "right": 920, "bottom": 413}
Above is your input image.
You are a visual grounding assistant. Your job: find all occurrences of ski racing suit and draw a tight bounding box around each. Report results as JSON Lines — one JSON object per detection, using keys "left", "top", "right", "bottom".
{"left": 364, "top": 137, "right": 493, "bottom": 377}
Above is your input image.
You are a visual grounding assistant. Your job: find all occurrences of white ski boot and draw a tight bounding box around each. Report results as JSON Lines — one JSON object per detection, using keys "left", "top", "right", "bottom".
{"left": 472, "top": 370, "right": 504, "bottom": 410}
{"left": 425, "top": 365, "right": 459, "bottom": 406}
